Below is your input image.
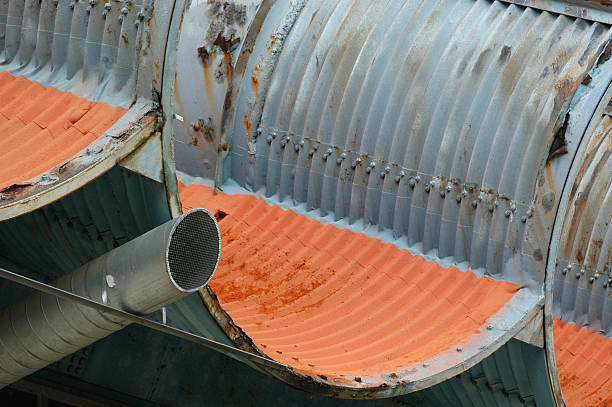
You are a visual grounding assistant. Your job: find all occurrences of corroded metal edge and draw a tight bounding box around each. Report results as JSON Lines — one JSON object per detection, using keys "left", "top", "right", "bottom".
{"left": 0, "top": 101, "right": 158, "bottom": 221}
{"left": 199, "top": 284, "right": 542, "bottom": 399}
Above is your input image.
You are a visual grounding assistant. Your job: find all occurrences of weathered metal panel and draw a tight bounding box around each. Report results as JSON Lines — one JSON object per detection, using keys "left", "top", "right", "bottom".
{"left": 0, "top": 0, "right": 170, "bottom": 106}
{"left": 169, "top": 0, "right": 263, "bottom": 179}
{"left": 553, "top": 113, "right": 612, "bottom": 333}
{"left": 224, "top": 0, "right": 610, "bottom": 288}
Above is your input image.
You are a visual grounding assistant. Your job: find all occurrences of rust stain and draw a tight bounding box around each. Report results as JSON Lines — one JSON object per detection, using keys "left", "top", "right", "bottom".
{"left": 179, "top": 183, "right": 518, "bottom": 378}
{"left": 547, "top": 113, "right": 570, "bottom": 162}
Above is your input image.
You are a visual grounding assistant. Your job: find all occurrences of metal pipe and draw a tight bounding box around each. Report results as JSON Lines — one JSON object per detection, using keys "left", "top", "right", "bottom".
{"left": 0, "top": 209, "right": 221, "bottom": 388}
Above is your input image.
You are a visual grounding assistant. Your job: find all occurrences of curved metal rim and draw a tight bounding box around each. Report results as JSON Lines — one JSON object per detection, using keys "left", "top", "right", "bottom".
{"left": 542, "top": 61, "right": 612, "bottom": 407}
{"left": 166, "top": 208, "right": 222, "bottom": 293}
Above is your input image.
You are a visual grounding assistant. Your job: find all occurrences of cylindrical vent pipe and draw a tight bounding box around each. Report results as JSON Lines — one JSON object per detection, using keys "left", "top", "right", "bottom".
{"left": 0, "top": 209, "right": 220, "bottom": 388}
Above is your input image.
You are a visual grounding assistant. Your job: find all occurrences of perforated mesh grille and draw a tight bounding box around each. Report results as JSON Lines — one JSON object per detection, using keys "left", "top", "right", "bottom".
{"left": 168, "top": 210, "right": 220, "bottom": 291}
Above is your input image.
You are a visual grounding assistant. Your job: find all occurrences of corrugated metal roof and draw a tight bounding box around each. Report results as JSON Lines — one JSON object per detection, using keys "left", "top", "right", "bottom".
{"left": 179, "top": 182, "right": 524, "bottom": 383}
{"left": 0, "top": 71, "right": 126, "bottom": 191}
{"left": 553, "top": 319, "right": 612, "bottom": 406}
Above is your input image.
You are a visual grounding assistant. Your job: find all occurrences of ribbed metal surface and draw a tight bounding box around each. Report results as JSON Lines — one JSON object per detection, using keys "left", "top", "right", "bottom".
{"left": 553, "top": 114, "right": 612, "bottom": 334}
{"left": 227, "top": 0, "right": 610, "bottom": 285}
{"left": 552, "top": 319, "right": 611, "bottom": 406}
{"left": 406, "top": 339, "right": 554, "bottom": 407}
{"left": 0, "top": 0, "right": 152, "bottom": 106}
{"left": 0, "top": 71, "right": 126, "bottom": 190}
{"left": 0, "top": 166, "right": 170, "bottom": 301}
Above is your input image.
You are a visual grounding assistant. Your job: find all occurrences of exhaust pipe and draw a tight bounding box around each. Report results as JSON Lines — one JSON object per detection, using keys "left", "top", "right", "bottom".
{"left": 0, "top": 209, "right": 220, "bottom": 388}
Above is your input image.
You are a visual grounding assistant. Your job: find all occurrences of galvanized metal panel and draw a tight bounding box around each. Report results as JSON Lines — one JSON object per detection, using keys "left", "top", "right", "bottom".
{"left": 0, "top": 0, "right": 169, "bottom": 107}
{"left": 223, "top": 0, "right": 610, "bottom": 288}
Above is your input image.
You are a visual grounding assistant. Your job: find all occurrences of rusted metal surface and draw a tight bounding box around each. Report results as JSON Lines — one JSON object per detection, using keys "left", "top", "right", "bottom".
{"left": 169, "top": 0, "right": 263, "bottom": 180}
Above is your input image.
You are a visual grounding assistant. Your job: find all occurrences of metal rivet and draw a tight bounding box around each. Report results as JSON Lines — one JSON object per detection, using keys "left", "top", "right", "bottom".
{"left": 589, "top": 277, "right": 595, "bottom": 283}
{"left": 567, "top": 264, "right": 573, "bottom": 270}
{"left": 369, "top": 161, "right": 376, "bottom": 168}
{"left": 456, "top": 347, "right": 463, "bottom": 352}
{"left": 336, "top": 158, "right": 342, "bottom": 165}
{"left": 510, "top": 203, "right": 517, "bottom": 212}
{"left": 309, "top": 150, "right": 314, "bottom": 157}
{"left": 604, "top": 282, "right": 608, "bottom": 288}
{"left": 462, "top": 189, "right": 468, "bottom": 197}
{"left": 440, "top": 190, "right": 446, "bottom": 198}
{"left": 266, "top": 136, "right": 272, "bottom": 144}
{"left": 380, "top": 171, "right": 386, "bottom": 179}
{"left": 472, "top": 200, "right": 478, "bottom": 208}
{"left": 504, "top": 210, "right": 511, "bottom": 218}
{"left": 415, "top": 175, "right": 421, "bottom": 183}
{"left": 104, "top": 2, "right": 111, "bottom": 10}
{"left": 581, "top": 268, "right": 585, "bottom": 275}
{"left": 456, "top": 195, "right": 462, "bottom": 203}
{"left": 326, "top": 148, "right": 333, "bottom": 155}
{"left": 408, "top": 178, "right": 416, "bottom": 188}
{"left": 425, "top": 185, "right": 431, "bottom": 193}
{"left": 488, "top": 204, "right": 494, "bottom": 213}
{"left": 562, "top": 268, "right": 568, "bottom": 275}
{"left": 366, "top": 166, "right": 372, "bottom": 174}
{"left": 295, "top": 144, "right": 300, "bottom": 152}
{"left": 89, "top": 0, "right": 96, "bottom": 5}
{"left": 341, "top": 152, "right": 347, "bottom": 159}
{"left": 486, "top": 325, "right": 493, "bottom": 330}
{"left": 594, "top": 273, "right": 600, "bottom": 279}
{"left": 521, "top": 216, "right": 527, "bottom": 223}
{"left": 86, "top": 5, "right": 92, "bottom": 12}
{"left": 41, "top": 174, "right": 49, "bottom": 181}
{"left": 69, "top": 1, "right": 75, "bottom": 9}
{"left": 256, "top": 127, "right": 263, "bottom": 136}
{"left": 300, "top": 139, "right": 305, "bottom": 146}
{"left": 446, "top": 185, "right": 452, "bottom": 192}
{"left": 385, "top": 166, "right": 391, "bottom": 173}
{"left": 527, "top": 209, "right": 533, "bottom": 218}
{"left": 322, "top": 153, "right": 328, "bottom": 160}
{"left": 422, "top": 363, "right": 429, "bottom": 368}
{"left": 576, "top": 272, "right": 581, "bottom": 279}
{"left": 271, "top": 132, "right": 277, "bottom": 139}
{"left": 121, "top": 6, "right": 128, "bottom": 14}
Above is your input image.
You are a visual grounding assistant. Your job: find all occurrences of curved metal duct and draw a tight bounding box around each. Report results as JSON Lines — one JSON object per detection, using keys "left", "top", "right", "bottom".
{"left": 0, "top": 208, "right": 220, "bottom": 389}
{"left": 163, "top": 0, "right": 612, "bottom": 403}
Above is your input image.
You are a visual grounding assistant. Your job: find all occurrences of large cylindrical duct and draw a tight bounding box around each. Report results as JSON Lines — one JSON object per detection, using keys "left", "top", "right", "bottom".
{"left": 0, "top": 208, "right": 220, "bottom": 388}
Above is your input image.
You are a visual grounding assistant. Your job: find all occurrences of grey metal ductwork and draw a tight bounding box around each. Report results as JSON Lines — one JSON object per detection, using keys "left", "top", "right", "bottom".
{"left": 0, "top": 208, "right": 221, "bottom": 388}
